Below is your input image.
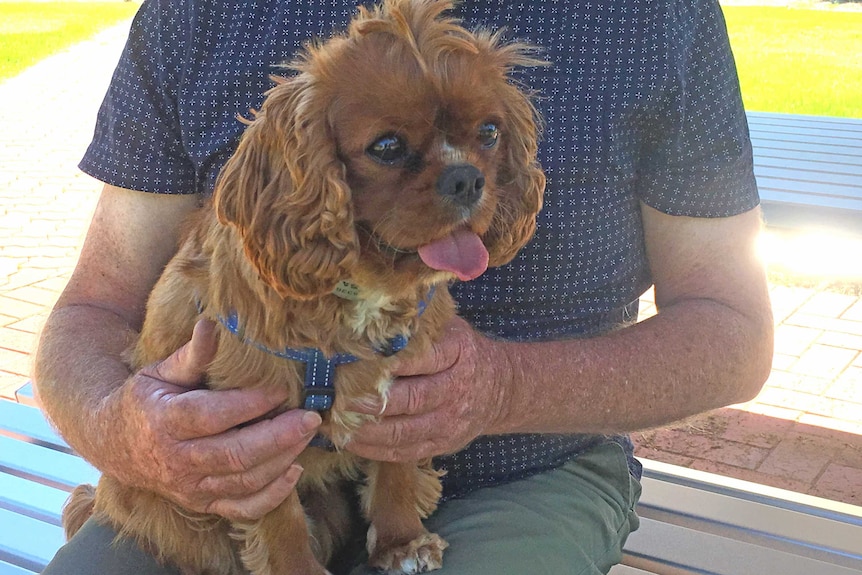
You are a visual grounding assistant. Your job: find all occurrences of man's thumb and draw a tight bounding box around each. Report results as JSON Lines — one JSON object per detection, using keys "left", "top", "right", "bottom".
{"left": 146, "top": 319, "right": 217, "bottom": 388}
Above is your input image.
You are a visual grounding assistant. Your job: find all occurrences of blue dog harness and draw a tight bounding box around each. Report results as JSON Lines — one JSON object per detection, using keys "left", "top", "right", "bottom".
{"left": 207, "top": 286, "right": 435, "bottom": 413}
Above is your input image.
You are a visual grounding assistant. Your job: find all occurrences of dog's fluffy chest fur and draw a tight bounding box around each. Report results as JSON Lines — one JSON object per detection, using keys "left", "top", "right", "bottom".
{"left": 181, "top": 219, "right": 451, "bottom": 440}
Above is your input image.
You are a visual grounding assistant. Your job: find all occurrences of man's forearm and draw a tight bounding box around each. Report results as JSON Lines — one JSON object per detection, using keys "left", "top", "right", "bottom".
{"left": 490, "top": 297, "right": 774, "bottom": 435}
{"left": 33, "top": 304, "right": 138, "bottom": 465}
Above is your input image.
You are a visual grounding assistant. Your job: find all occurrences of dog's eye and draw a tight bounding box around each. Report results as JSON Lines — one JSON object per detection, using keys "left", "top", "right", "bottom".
{"left": 367, "top": 134, "right": 407, "bottom": 164}
{"left": 478, "top": 123, "right": 499, "bottom": 149}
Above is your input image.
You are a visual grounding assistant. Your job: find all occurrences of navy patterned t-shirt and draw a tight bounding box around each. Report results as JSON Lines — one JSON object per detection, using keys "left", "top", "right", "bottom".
{"left": 80, "top": 0, "right": 759, "bottom": 500}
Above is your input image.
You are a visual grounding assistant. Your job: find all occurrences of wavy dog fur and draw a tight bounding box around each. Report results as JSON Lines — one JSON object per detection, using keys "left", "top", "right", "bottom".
{"left": 63, "top": 0, "right": 545, "bottom": 573}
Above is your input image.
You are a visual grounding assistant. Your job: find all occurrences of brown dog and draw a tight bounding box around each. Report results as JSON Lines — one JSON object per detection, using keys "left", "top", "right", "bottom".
{"left": 63, "top": 0, "right": 545, "bottom": 573}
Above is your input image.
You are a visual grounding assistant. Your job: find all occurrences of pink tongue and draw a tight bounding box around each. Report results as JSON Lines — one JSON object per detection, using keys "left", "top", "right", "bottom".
{"left": 417, "top": 229, "right": 489, "bottom": 281}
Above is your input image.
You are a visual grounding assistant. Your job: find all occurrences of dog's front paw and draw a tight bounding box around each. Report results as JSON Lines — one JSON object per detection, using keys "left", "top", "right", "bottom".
{"left": 369, "top": 531, "right": 448, "bottom": 574}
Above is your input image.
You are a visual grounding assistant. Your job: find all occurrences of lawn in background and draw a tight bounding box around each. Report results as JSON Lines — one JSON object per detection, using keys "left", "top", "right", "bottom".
{"left": 1, "top": 3, "right": 860, "bottom": 118}
{"left": 722, "top": 5, "right": 862, "bottom": 118}
{"left": 0, "top": 2, "right": 140, "bottom": 82}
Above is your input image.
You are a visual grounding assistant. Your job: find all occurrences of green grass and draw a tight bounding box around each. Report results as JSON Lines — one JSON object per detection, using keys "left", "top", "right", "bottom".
{"left": 1, "top": 3, "right": 860, "bottom": 118}
{"left": 0, "top": 2, "right": 141, "bottom": 82}
{"left": 722, "top": 6, "right": 862, "bottom": 118}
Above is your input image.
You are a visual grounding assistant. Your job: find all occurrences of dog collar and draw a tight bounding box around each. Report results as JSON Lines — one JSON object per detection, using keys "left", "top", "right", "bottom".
{"left": 205, "top": 286, "right": 435, "bottom": 413}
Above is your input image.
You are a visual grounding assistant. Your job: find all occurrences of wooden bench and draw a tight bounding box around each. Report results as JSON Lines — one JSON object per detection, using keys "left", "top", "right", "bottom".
{"left": 748, "top": 112, "right": 862, "bottom": 234}
{"left": 2, "top": 388, "right": 861, "bottom": 574}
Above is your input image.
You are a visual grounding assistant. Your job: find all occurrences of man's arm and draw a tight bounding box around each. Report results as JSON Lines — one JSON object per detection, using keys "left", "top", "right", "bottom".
{"left": 35, "top": 186, "right": 197, "bottom": 426}
{"left": 494, "top": 204, "right": 774, "bottom": 434}
{"left": 35, "top": 184, "right": 199, "bottom": 450}
{"left": 347, "top": 205, "right": 774, "bottom": 460}
{"left": 34, "top": 185, "right": 321, "bottom": 520}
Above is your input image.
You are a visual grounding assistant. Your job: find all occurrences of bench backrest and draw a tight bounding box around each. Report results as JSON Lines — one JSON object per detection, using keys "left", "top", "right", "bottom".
{"left": 749, "top": 112, "right": 862, "bottom": 234}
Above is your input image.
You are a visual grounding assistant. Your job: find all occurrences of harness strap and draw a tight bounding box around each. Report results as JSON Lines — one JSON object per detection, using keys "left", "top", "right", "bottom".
{"left": 206, "top": 286, "right": 435, "bottom": 413}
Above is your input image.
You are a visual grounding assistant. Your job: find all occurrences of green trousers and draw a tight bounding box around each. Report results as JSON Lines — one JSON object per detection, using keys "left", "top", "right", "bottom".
{"left": 43, "top": 442, "right": 640, "bottom": 575}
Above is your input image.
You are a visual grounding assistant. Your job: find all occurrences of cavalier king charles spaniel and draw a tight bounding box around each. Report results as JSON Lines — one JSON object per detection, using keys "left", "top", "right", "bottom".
{"left": 63, "top": 0, "right": 545, "bottom": 572}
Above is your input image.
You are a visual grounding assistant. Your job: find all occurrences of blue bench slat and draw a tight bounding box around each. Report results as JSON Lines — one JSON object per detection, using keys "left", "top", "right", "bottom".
{"left": 750, "top": 135, "right": 862, "bottom": 156}
{"left": 0, "top": 436, "right": 100, "bottom": 492}
{"left": 747, "top": 112, "right": 862, "bottom": 133}
{"left": 639, "top": 477, "right": 862, "bottom": 565}
{"left": 633, "top": 460, "right": 862, "bottom": 574}
{"left": 755, "top": 164, "right": 862, "bottom": 189}
{"left": 753, "top": 145, "right": 862, "bottom": 173}
{"left": 752, "top": 138, "right": 862, "bottom": 160}
{"left": 749, "top": 116, "right": 862, "bottom": 137}
{"left": 624, "top": 517, "right": 862, "bottom": 575}
{"left": 13, "top": 383, "right": 36, "bottom": 408}
{"left": 757, "top": 190, "right": 862, "bottom": 211}
{"left": 751, "top": 127, "right": 862, "bottom": 142}
{"left": 760, "top": 203, "right": 862, "bottom": 232}
{"left": 0, "top": 560, "right": 36, "bottom": 575}
{"left": 747, "top": 115, "right": 862, "bottom": 133}
{"left": 756, "top": 178, "right": 862, "bottom": 206}
{"left": 609, "top": 566, "right": 657, "bottom": 575}
{"left": 747, "top": 112, "right": 862, "bottom": 233}
{"left": 749, "top": 124, "right": 862, "bottom": 144}
{"left": 0, "top": 472, "right": 69, "bottom": 526}
{"left": 754, "top": 150, "right": 862, "bottom": 174}
{"left": 759, "top": 194, "right": 862, "bottom": 220}
{"left": 0, "top": 401, "right": 72, "bottom": 454}
{"left": 0, "top": 508, "right": 65, "bottom": 573}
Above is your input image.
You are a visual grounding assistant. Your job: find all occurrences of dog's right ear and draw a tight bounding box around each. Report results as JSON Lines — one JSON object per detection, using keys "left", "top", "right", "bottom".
{"left": 214, "top": 76, "right": 359, "bottom": 300}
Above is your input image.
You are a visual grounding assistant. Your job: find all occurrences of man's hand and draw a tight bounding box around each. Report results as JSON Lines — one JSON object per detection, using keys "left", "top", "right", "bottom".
{"left": 345, "top": 317, "right": 512, "bottom": 462}
{"left": 104, "top": 320, "right": 321, "bottom": 521}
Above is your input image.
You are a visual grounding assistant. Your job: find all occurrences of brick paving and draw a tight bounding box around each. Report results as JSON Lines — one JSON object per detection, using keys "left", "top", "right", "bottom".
{"left": 636, "top": 286, "right": 862, "bottom": 506}
{"left": 1, "top": 19, "right": 861, "bottom": 509}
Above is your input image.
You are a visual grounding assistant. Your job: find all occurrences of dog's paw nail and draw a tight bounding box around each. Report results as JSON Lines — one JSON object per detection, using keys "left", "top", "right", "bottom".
{"left": 399, "top": 557, "right": 419, "bottom": 574}
{"left": 371, "top": 532, "right": 448, "bottom": 574}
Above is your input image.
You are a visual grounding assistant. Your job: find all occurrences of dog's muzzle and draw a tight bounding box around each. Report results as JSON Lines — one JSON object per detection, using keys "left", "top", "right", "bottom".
{"left": 436, "top": 164, "right": 485, "bottom": 207}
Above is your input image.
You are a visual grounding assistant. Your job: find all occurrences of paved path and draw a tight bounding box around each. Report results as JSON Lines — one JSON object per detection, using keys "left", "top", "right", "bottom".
{"left": 636, "top": 287, "right": 862, "bottom": 506}
{"left": 0, "top": 22, "right": 129, "bottom": 389}
{"left": 0, "top": 19, "right": 860, "bottom": 508}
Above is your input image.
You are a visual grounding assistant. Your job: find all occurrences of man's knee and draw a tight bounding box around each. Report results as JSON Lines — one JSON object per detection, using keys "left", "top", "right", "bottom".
{"left": 43, "top": 518, "right": 180, "bottom": 575}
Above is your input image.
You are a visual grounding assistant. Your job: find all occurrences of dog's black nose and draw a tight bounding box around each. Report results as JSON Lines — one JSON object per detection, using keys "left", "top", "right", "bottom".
{"left": 436, "top": 164, "right": 485, "bottom": 207}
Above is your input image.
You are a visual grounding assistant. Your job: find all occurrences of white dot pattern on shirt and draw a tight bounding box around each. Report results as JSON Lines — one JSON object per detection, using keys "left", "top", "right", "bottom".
{"left": 79, "top": 0, "right": 758, "bottom": 499}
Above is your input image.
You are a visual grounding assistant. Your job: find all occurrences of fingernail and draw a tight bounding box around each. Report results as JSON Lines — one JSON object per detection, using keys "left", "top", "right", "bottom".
{"left": 287, "top": 464, "right": 304, "bottom": 482}
{"left": 301, "top": 411, "right": 322, "bottom": 434}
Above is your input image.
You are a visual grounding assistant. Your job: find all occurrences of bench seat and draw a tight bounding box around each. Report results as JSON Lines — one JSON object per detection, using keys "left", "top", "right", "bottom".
{"left": 618, "top": 460, "right": 862, "bottom": 574}
{"left": 2, "top": 396, "right": 861, "bottom": 574}
{"left": 0, "top": 400, "right": 99, "bottom": 573}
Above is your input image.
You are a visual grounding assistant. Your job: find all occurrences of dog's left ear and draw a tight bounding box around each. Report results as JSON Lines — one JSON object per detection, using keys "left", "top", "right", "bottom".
{"left": 214, "top": 76, "right": 359, "bottom": 300}
{"left": 485, "top": 82, "right": 546, "bottom": 267}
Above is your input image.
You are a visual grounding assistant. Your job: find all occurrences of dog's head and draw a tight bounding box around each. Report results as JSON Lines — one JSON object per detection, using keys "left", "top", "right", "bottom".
{"left": 215, "top": 0, "right": 546, "bottom": 300}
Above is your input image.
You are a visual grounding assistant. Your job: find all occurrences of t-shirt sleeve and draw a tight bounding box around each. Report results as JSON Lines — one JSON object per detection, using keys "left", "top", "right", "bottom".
{"left": 78, "top": 0, "right": 197, "bottom": 194}
{"left": 636, "top": 0, "right": 759, "bottom": 218}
